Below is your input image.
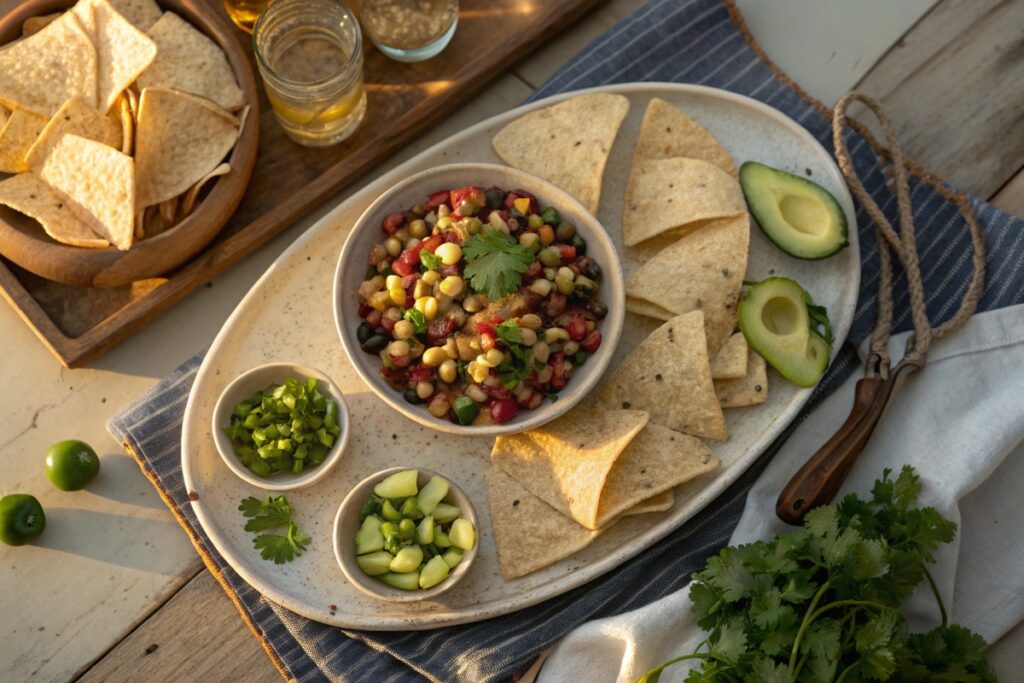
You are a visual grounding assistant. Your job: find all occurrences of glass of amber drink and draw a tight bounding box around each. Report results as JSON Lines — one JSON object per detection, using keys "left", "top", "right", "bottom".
{"left": 253, "top": 0, "right": 367, "bottom": 147}
{"left": 223, "top": 0, "right": 271, "bottom": 33}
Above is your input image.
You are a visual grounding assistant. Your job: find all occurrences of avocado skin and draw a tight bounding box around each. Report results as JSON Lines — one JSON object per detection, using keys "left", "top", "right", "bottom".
{"left": 740, "top": 161, "right": 849, "bottom": 260}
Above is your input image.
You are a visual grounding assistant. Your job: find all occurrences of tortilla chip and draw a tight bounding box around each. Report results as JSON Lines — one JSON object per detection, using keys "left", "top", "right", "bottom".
{"left": 486, "top": 466, "right": 606, "bottom": 580}
{"left": 710, "top": 332, "right": 748, "bottom": 380}
{"left": 73, "top": 0, "right": 158, "bottom": 113}
{"left": 181, "top": 162, "right": 230, "bottom": 216}
{"left": 137, "top": 12, "right": 245, "bottom": 112}
{"left": 625, "top": 214, "right": 749, "bottom": 356}
{"left": 623, "top": 489, "right": 674, "bottom": 516}
{"left": 134, "top": 87, "right": 239, "bottom": 208}
{"left": 715, "top": 348, "right": 768, "bottom": 408}
{"left": 0, "top": 12, "right": 98, "bottom": 116}
{"left": 491, "top": 408, "right": 649, "bottom": 530}
{"left": 595, "top": 422, "right": 719, "bottom": 526}
{"left": 25, "top": 97, "right": 122, "bottom": 171}
{"left": 0, "top": 107, "right": 8, "bottom": 129}
{"left": 118, "top": 94, "right": 134, "bottom": 155}
{"left": 23, "top": 13, "right": 61, "bottom": 37}
{"left": 0, "top": 173, "right": 108, "bottom": 248}
{"left": 634, "top": 98, "right": 736, "bottom": 176}
{"left": 492, "top": 93, "right": 629, "bottom": 214}
{"left": 107, "top": 0, "right": 163, "bottom": 31}
{"left": 38, "top": 133, "right": 134, "bottom": 251}
{"left": 598, "top": 310, "right": 727, "bottom": 441}
{"left": 623, "top": 157, "right": 745, "bottom": 247}
{"left": 0, "top": 108, "right": 47, "bottom": 173}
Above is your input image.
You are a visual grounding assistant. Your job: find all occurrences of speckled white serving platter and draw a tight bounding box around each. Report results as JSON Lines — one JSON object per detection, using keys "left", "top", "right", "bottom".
{"left": 181, "top": 83, "right": 860, "bottom": 630}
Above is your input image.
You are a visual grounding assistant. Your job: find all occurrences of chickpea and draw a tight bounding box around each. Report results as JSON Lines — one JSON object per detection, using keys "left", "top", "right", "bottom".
{"left": 463, "top": 295, "right": 482, "bottom": 313}
{"left": 563, "top": 341, "right": 580, "bottom": 356}
{"left": 388, "top": 340, "right": 410, "bottom": 357}
{"left": 413, "top": 279, "right": 432, "bottom": 299}
{"left": 530, "top": 279, "right": 552, "bottom": 297}
{"left": 405, "top": 237, "right": 421, "bottom": 250}
{"left": 484, "top": 348, "right": 505, "bottom": 366}
{"left": 466, "top": 385, "right": 487, "bottom": 402}
{"left": 428, "top": 395, "right": 450, "bottom": 418}
{"left": 385, "top": 237, "right": 402, "bottom": 257}
{"left": 393, "top": 320, "right": 414, "bottom": 339}
{"left": 544, "top": 327, "right": 569, "bottom": 344}
{"left": 422, "top": 347, "right": 448, "bottom": 366}
{"left": 438, "top": 359, "right": 458, "bottom": 384}
{"left": 415, "top": 381, "right": 434, "bottom": 400}
{"left": 408, "top": 219, "right": 428, "bottom": 238}
{"left": 442, "top": 338, "right": 458, "bottom": 359}
{"left": 519, "top": 328, "right": 538, "bottom": 346}
{"left": 519, "top": 313, "right": 542, "bottom": 330}
{"left": 532, "top": 341, "right": 550, "bottom": 364}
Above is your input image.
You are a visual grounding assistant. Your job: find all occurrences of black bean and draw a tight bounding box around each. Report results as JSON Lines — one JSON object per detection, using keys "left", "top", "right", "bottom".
{"left": 403, "top": 388, "right": 423, "bottom": 404}
{"left": 583, "top": 259, "right": 602, "bottom": 281}
{"left": 585, "top": 300, "right": 609, "bottom": 319}
{"left": 357, "top": 322, "right": 375, "bottom": 343}
{"left": 360, "top": 334, "right": 389, "bottom": 354}
{"left": 485, "top": 187, "right": 505, "bottom": 210}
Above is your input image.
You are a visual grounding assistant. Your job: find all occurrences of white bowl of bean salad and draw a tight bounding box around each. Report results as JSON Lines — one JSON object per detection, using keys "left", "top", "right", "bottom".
{"left": 333, "top": 163, "right": 625, "bottom": 435}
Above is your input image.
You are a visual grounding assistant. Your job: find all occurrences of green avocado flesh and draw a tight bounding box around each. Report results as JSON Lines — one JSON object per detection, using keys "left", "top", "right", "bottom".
{"left": 738, "top": 277, "right": 831, "bottom": 387}
{"left": 740, "top": 161, "right": 848, "bottom": 260}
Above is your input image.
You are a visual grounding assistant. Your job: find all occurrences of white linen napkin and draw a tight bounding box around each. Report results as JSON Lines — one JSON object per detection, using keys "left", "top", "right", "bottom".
{"left": 539, "top": 302, "right": 1024, "bottom": 682}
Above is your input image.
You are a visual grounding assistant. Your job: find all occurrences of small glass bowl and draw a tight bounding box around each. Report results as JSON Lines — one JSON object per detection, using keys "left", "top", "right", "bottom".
{"left": 359, "top": 0, "right": 459, "bottom": 63}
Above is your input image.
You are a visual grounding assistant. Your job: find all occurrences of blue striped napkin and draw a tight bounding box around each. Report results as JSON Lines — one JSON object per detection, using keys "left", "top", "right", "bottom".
{"left": 108, "top": 0, "right": 1024, "bottom": 680}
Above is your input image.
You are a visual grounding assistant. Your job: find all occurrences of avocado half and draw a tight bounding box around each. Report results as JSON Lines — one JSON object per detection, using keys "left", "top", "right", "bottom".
{"left": 740, "top": 161, "right": 849, "bottom": 260}
{"left": 738, "top": 277, "right": 831, "bottom": 387}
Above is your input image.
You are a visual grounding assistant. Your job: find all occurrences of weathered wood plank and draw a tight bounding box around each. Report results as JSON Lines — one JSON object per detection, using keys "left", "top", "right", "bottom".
{"left": 852, "top": 0, "right": 1024, "bottom": 198}
{"left": 991, "top": 169, "right": 1024, "bottom": 217}
{"left": 76, "top": 570, "right": 282, "bottom": 683}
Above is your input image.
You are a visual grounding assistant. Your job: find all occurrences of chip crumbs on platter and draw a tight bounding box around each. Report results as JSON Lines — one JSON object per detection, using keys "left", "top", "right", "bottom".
{"left": 38, "top": 133, "right": 135, "bottom": 251}
{"left": 598, "top": 310, "right": 728, "bottom": 441}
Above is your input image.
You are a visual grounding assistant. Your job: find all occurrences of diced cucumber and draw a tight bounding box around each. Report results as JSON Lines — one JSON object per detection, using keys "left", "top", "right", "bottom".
{"left": 450, "top": 518, "right": 476, "bottom": 551}
{"left": 419, "top": 556, "right": 450, "bottom": 589}
{"left": 400, "top": 497, "right": 422, "bottom": 519}
{"left": 431, "top": 503, "right": 461, "bottom": 524}
{"left": 381, "top": 499, "right": 402, "bottom": 521}
{"left": 374, "top": 470, "right": 419, "bottom": 499}
{"left": 442, "top": 548, "right": 463, "bottom": 569}
{"left": 356, "top": 551, "right": 394, "bottom": 576}
{"left": 389, "top": 545, "right": 424, "bottom": 573}
{"left": 433, "top": 527, "right": 452, "bottom": 548}
{"left": 380, "top": 571, "right": 420, "bottom": 591}
{"left": 355, "top": 516, "right": 385, "bottom": 554}
{"left": 416, "top": 516, "right": 435, "bottom": 545}
{"left": 416, "top": 476, "right": 450, "bottom": 515}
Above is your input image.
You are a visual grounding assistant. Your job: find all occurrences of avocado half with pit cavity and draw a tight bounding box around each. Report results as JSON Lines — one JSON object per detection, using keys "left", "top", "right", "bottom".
{"left": 740, "top": 161, "right": 848, "bottom": 260}
{"left": 738, "top": 277, "right": 830, "bottom": 387}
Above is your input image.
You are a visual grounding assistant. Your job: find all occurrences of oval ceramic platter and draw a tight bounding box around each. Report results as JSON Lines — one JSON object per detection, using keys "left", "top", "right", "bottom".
{"left": 181, "top": 83, "right": 860, "bottom": 630}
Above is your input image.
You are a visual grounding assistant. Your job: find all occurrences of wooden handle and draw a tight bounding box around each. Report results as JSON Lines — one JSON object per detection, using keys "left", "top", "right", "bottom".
{"left": 775, "top": 377, "right": 886, "bottom": 524}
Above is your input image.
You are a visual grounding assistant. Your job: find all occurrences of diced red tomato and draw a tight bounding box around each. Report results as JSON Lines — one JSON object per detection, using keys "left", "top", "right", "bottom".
{"left": 426, "top": 317, "right": 457, "bottom": 343}
{"left": 524, "top": 260, "right": 542, "bottom": 281}
{"left": 389, "top": 353, "right": 412, "bottom": 369}
{"left": 450, "top": 187, "right": 486, "bottom": 217}
{"left": 480, "top": 331, "right": 497, "bottom": 351}
{"left": 381, "top": 316, "right": 397, "bottom": 334}
{"left": 425, "top": 190, "right": 449, "bottom": 211}
{"left": 407, "top": 364, "right": 432, "bottom": 383}
{"left": 546, "top": 292, "right": 567, "bottom": 319}
{"left": 490, "top": 398, "right": 519, "bottom": 424}
{"left": 391, "top": 258, "right": 414, "bottom": 277}
{"left": 380, "top": 366, "right": 407, "bottom": 388}
{"left": 559, "top": 245, "right": 576, "bottom": 263}
{"left": 550, "top": 352, "right": 567, "bottom": 390}
{"left": 565, "top": 312, "right": 587, "bottom": 341}
{"left": 581, "top": 330, "right": 602, "bottom": 354}
{"left": 382, "top": 212, "right": 406, "bottom": 235}
{"left": 358, "top": 303, "right": 373, "bottom": 318}
{"left": 475, "top": 322, "right": 495, "bottom": 336}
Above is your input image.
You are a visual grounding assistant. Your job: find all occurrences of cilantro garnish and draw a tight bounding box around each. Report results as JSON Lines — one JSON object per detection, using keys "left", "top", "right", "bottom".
{"left": 638, "top": 466, "right": 996, "bottom": 683}
{"left": 239, "top": 495, "right": 311, "bottom": 564}
{"left": 420, "top": 249, "right": 441, "bottom": 270}
{"left": 495, "top": 319, "right": 523, "bottom": 345}
{"left": 805, "top": 292, "right": 835, "bottom": 345}
{"left": 403, "top": 307, "right": 427, "bottom": 334}
{"left": 463, "top": 228, "right": 534, "bottom": 301}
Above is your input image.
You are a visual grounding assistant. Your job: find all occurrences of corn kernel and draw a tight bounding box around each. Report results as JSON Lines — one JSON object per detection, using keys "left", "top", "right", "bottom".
{"left": 439, "top": 276, "right": 465, "bottom": 298}
{"left": 513, "top": 197, "right": 531, "bottom": 214}
{"left": 485, "top": 349, "right": 505, "bottom": 366}
{"left": 388, "top": 286, "right": 406, "bottom": 305}
{"left": 436, "top": 216, "right": 453, "bottom": 230}
{"left": 421, "top": 270, "right": 441, "bottom": 285}
{"left": 438, "top": 359, "right": 458, "bottom": 384}
{"left": 370, "top": 290, "right": 392, "bottom": 311}
{"left": 422, "top": 347, "right": 448, "bottom": 367}
{"left": 415, "top": 296, "right": 439, "bottom": 321}
{"left": 413, "top": 279, "right": 432, "bottom": 299}
{"left": 435, "top": 242, "right": 463, "bottom": 265}
{"left": 385, "top": 274, "right": 402, "bottom": 290}
{"left": 437, "top": 204, "right": 450, "bottom": 218}
{"left": 467, "top": 361, "right": 489, "bottom": 383}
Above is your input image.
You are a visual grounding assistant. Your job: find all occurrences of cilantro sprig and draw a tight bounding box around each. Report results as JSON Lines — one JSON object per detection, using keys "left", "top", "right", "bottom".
{"left": 239, "top": 495, "right": 311, "bottom": 564}
{"left": 639, "top": 467, "right": 996, "bottom": 683}
{"left": 463, "top": 228, "right": 534, "bottom": 301}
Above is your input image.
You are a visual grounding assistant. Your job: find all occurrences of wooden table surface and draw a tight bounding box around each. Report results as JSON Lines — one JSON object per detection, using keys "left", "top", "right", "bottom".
{"left": 1, "top": 1, "right": 1022, "bottom": 681}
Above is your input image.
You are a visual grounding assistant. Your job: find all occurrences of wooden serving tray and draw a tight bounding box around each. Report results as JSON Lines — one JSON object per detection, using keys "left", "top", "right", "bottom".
{"left": 0, "top": 0, "right": 601, "bottom": 367}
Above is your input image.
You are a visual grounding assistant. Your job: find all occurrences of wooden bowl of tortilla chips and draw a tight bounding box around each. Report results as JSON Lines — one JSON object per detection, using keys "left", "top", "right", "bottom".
{"left": 0, "top": 0, "right": 259, "bottom": 287}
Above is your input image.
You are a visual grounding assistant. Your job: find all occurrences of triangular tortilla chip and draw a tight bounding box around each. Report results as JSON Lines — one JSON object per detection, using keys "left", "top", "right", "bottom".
{"left": 134, "top": 87, "right": 239, "bottom": 208}
{"left": 0, "top": 108, "right": 47, "bottom": 173}
{"left": 22, "top": 13, "right": 60, "bottom": 37}
{"left": 715, "top": 348, "right": 768, "bottom": 408}
{"left": 598, "top": 310, "right": 727, "bottom": 441}
{"left": 625, "top": 214, "right": 749, "bottom": 356}
{"left": 0, "top": 173, "right": 108, "bottom": 248}
{"left": 25, "top": 97, "right": 122, "bottom": 171}
{"left": 107, "top": 0, "right": 162, "bottom": 31}
{"left": 38, "top": 133, "right": 134, "bottom": 250}
{"left": 73, "top": 0, "right": 158, "bottom": 113}
{"left": 623, "top": 157, "right": 745, "bottom": 246}
{"left": 181, "top": 162, "right": 231, "bottom": 216}
{"left": 137, "top": 12, "right": 245, "bottom": 112}
{"left": 492, "top": 93, "right": 629, "bottom": 214}
{"left": 623, "top": 489, "right": 674, "bottom": 516}
{"left": 0, "top": 12, "right": 98, "bottom": 116}
{"left": 595, "top": 422, "right": 719, "bottom": 526}
{"left": 634, "top": 98, "right": 736, "bottom": 176}
{"left": 710, "top": 332, "right": 748, "bottom": 380}
{"left": 0, "top": 107, "right": 8, "bottom": 129}
{"left": 485, "top": 466, "right": 607, "bottom": 580}
{"left": 491, "top": 408, "right": 649, "bottom": 529}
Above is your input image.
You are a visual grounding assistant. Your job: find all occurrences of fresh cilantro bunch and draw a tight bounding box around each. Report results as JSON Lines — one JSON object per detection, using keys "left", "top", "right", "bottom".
{"left": 639, "top": 467, "right": 997, "bottom": 683}
{"left": 463, "top": 227, "right": 534, "bottom": 301}
{"left": 239, "top": 495, "right": 311, "bottom": 564}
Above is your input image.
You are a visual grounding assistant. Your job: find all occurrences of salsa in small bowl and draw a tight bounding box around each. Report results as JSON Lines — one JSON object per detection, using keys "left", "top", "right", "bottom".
{"left": 334, "top": 164, "right": 624, "bottom": 436}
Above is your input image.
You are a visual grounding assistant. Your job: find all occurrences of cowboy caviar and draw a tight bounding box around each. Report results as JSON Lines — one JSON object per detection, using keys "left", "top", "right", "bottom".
{"left": 356, "top": 186, "right": 607, "bottom": 425}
